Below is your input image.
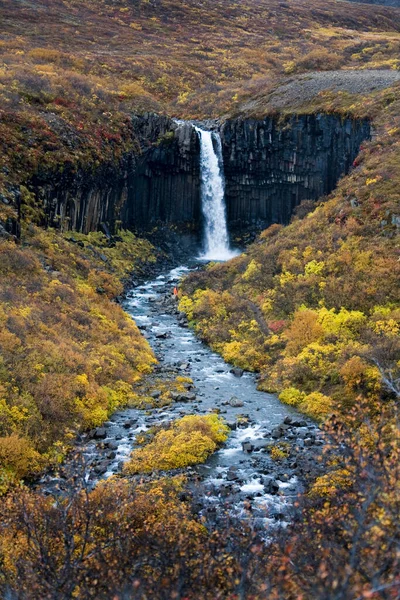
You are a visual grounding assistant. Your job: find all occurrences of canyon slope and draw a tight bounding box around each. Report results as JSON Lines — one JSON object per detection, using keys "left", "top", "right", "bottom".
{"left": 0, "top": 0, "right": 399, "bottom": 598}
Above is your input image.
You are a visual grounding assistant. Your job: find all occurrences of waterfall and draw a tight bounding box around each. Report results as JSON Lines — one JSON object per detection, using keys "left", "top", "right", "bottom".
{"left": 195, "top": 126, "right": 237, "bottom": 261}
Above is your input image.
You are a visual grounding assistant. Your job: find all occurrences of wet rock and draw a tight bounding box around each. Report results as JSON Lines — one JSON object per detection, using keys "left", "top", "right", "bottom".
{"left": 106, "top": 451, "right": 117, "bottom": 460}
{"left": 296, "top": 427, "right": 309, "bottom": 438}
{"left": 156, "top": 332, "right": 170, "bottom": 339}
{"left": 304, "top": 438, "right": 314, "bottom": 447}
{"left": 93, "top": 427, "right": 107, "bottom": 440}
{"left": 150, "top": 390, "right": 161, "bottom": 399}
{"left": 172, "top": 391, "right": 196, "bottom": 402}
{"left": 105, "top": 441, "right": 119, "bottom": 450}
{"left": 94, "top": 462, "right": 109, "bottom": 475}
{"left": 230, "top": 367, "right": 244, "bottom": 377}
{"left": 271, "top": 427, "right": 283, "bottom": 439}
{"left": 252, "top": 440, "right": 269, "bottom": 451}
{"left": 242, "top": 441, "right": 254, "bottom": 453}
{"left": 292, "top": 419, "right": 308, "bottom": 427}
{"left": 226, "top": 467, "right": 240, "bottom": 481}
{"left": 263, "top": 477, "right": 280, "bottom": 494}
{"left": 229, "top": 396, "right": 244, "bottom": 408}
{"left": 283, "top": 416, "right": 293, "bottom": 425}
{"left": 226, "top": 420, "right": 237, "bottom": 430}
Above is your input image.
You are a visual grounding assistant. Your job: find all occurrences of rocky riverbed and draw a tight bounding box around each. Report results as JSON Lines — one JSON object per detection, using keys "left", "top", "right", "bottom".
{"left": 38, "top": 265, "right": 324, "bottom": 531}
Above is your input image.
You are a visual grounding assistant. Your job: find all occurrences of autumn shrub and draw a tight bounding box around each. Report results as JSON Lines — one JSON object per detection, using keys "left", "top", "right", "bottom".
{"left": 279, "top": 387, "right": 306, "bottom": 407}
{"left": 309, "top": 468, "right": 352, "bottom": 498}
{"left": 299, "top": 391, "right": 333, "bottom": 421}
{"left": 294, "top": 48, "right": 343, "bottom": 72}
{"left": 270, "top": 442, "right": 290, "bottom": 460}
{"left": 0, "top": 434, "right": 42, "bottom": 480}
{"left": 124, "top": 415, "right": 229, "bottom": 474}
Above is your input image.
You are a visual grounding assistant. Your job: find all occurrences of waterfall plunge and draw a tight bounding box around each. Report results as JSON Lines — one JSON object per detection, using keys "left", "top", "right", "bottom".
{"left": 195, "top": 127, "right": 238, "bottom": 261}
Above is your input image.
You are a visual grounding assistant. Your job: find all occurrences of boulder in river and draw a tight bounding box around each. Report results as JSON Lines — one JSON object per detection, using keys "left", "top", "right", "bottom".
{"left": 229, "top": 396, "right": 244, "bottom": 407}
{"left": 252, "top": 440, "right": 269, "bottom": 451}
{"left": 242, "top": 441, "right": 253, "bottom": 453}
{"left": 226, "top": 467, "right": 241, "bottom": 481}
{"left": 263, "top": 477, "right": 280, "bottom": 494}
{"left": 230, "top": 367, "right": 244, "bottom": 377}
{"left": 271, "top": 427, "right": 283, "bottom": 439}
{"left": 105, "top": 440, "right": 119, "bottom": 450}
{"left": 93, "top": 427, "right": 107, "bottom": 440}
{"left": 156, "top": 332, "right": 170, "bottom": 339}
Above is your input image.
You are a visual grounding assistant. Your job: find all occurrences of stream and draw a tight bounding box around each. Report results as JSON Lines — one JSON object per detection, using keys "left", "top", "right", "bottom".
{"left": 39, "top": 264, "right": 322, "bottom": 532}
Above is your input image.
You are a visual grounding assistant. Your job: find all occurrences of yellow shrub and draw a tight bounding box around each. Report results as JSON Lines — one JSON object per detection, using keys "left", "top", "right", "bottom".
{"left": 124, "top": 415, "right": 229, "bottom": 474}
{"left": 309, "top": 469, "right": 352, "bottom": 497}
{"left": 0, "top": 435, "right": 42, "bottom": 481}
{"left": 270, "top": 442, "right": 290, "bottom": 461}
{"left": 279, "top": 387, "right": 306, "bottom": 407}
{"left": 300, "top": 392, "right": 333, "bottom": 421}
{"left": 285, "top": 308, "right": 324, "bottom": 355}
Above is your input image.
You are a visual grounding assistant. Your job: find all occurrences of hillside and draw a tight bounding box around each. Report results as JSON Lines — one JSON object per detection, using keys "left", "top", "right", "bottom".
{"left": 1, "top": 0, "right": 400, "bottom": 207}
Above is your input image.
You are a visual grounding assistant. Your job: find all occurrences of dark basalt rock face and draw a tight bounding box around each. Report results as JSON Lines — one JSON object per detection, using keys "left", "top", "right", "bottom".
{"left": 33, "top": 160, "right": 133, "bottom": 234}
{"left": 10, "top": 112, "right": 370, "bottom": 240}
{"left": 123, "top": 116, "right": 201, "bottom": 230}
{"left": 220, "top": 115, "right": 371, "bottom": 231}
{"left": 26, "top": 114, "right": 200, "bottom": 237}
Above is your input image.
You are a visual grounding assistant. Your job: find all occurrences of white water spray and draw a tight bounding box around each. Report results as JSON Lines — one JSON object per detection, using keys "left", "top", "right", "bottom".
{"left": 195, "top": 127, "right": 237, "bottom": 261}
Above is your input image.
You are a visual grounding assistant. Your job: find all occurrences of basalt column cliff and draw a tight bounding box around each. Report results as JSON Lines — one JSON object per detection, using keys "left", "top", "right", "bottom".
{"left": 125, "top": 114, "right": 370, "bottom": 234}
{"left": 23, "top": 113, "right": 370, "bottom": 237}
{"left": 220, "top": 115, "right": 371, "bottom": 230}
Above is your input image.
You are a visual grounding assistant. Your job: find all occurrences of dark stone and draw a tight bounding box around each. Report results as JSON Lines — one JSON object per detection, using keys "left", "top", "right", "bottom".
{"left": 263, "top": 477, "right": 280, "bottom": 494}
{"left": 230, "top": 367, "right": 244, "bottom": 377}
{"left": 252, "top": 440, "right": 269, "bottom": 451}
{"left": 271, "top": 427, "right": 283, "bottom": 439}
{"left": 176, "top": 392, "right": 196, "bottom": 402}
{"left": 226, "top": 467, "right": 240, "bottom": 481}
{"left": 229, "top": 396, "right": 244, "bottom": 408}
{"left": 93, "top": 427, "right": 107, "bottom": 440}
{"left": 105, "top": 441, "right": 119, "bottom": 450}
{"left": 242, "top": 441, "right": 254, "bottom": 453}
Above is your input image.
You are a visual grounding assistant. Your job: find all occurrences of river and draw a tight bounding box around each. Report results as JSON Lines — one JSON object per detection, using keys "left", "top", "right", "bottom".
{"left": 39, "top": 264, "right": 322, "bottom": 533}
